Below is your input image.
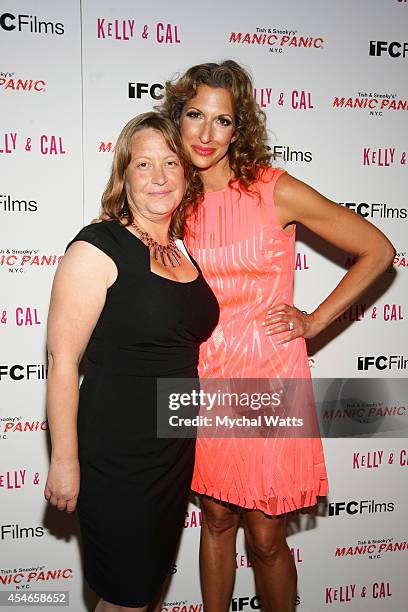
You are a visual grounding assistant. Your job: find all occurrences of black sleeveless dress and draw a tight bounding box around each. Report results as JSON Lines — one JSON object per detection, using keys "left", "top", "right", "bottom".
{"left": 67, "top": 220, "right": 219, "bottom": 607}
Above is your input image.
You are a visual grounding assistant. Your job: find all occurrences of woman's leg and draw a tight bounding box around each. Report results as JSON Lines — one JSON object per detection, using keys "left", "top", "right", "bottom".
{"left": 243, "top": 510, "right": 297, "bottom": 612}
{"left": 199, "top": 496, "right": 241, "bottom": 612}
{"left": 95, "top": 599, "right": 148, "bottom": 612}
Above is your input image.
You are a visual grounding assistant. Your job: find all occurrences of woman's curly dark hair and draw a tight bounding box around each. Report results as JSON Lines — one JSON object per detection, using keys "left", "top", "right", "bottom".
{"left": 160, "top": 60, "right": 271, "bottom": 191}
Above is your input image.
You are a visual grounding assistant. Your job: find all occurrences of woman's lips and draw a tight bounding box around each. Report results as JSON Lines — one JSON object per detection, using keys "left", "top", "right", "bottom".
{"left": 192, "top": 145, "right": 215, "bottom": 156}
{"left": 149, "top": 191, "right": 171, "bottom": 197}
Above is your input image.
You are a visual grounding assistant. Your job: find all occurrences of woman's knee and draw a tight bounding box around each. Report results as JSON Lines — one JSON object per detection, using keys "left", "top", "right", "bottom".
{"left": 244, "top": 516, "right": 288, "bottom": 564}
{"left": 201, "top": 497, "right": 240, "bottom": 535}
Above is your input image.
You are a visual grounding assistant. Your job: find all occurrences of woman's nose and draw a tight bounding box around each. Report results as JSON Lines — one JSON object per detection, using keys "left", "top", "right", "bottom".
{"left": 151, "top": 165, "right": 167, "bottom": 184}
{"left": 199, "top": 120, "right": 212, "bottom": 143}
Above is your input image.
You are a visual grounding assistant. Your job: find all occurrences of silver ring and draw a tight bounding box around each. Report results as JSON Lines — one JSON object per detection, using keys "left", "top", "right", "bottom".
{"left": 288, "top": 320, "right": 294, "bottom": 331}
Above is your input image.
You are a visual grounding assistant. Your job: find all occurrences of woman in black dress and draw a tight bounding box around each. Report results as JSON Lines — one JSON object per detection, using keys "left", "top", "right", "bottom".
{"left": 44, "top": 112, "right": 219, "bottom": 611}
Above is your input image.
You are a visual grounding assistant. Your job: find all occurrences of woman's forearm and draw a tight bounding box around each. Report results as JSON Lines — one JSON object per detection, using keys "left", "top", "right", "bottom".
{"left": 47, "top": 356, "right": 79, "bottom": 463}
{"left": 310, "top": 245, "right": 395, "bottom": 334}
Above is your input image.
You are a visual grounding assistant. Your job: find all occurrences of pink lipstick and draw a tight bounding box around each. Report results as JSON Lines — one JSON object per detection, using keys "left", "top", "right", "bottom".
{"left": 192, "top": 145, "right": 215, "bottom": 156}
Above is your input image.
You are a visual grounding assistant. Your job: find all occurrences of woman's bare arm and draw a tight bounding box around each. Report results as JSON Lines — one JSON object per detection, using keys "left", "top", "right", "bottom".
{"left": 265, "top": 174, "right": 395, "bottom": 342}
{"left": 44, "top": 241, "right": 116, "bottom": 511}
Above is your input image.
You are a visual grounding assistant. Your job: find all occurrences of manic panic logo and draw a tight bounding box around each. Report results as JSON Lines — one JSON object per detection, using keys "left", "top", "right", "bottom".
{"left": 350, "top": 251, "right": 408, "bottom": 272}
{"left": 99, "top": 141, "right": 114, "bottom": 153}
{"left": 325, "top": 582, "right": 392, "bottom": 603}
{"left": 369, "top": 40, "right": 408, "bottom": 58}
{"left": 335, "top": 537, "right": 406, "bottom": 560}
{"left": 0, "top": 364, "right": 47, "bottom": 381}
{"left": 391, "top": 251, "right": 408, "bottom": 270}
{"left": 0, "top": 194, "right": 38, "bottom": 213}
{"left": 1, "top": 524, "right": 44, "bottom": 540}
{"left": 229, "top": 27, "right": 324, "bottom": 54}
{"left": 0, "top": 417, "right": 20, "bottom": 440}
{"left": 184, "top": 510, "right": 202, "bottom": 528}
{"left": 128, "top": 82, "right": 164, "bottom": 100}
{"left": 0, "top": 418, "right": 48, "bottom": 438}
{"left": 0, "top": 13, "right": 64, "bottom": 35}
{"left": 357, "top": 355, "right": 408, "bottom": 371}
{"left": 324, "top": 404, "right": 406, "bottom": 423}
{"left": 0, "top": 566, "right": 72, "bottom": 586}
{"left": 328, "top": 499, "right": 395, "bottom": 516}
{"left": 271, "top": 145, "right": 312, "bottom": 163}
{"left": 0, "top": 250, "right": 63, "bottom": 274}
{"left": 0, "top": 72, "right": 45, "bottom": 93}
{"left": 333, "top": 92, "right": 407, "bottom": 117}
{"left": 161, "top": 602, "right": 203, "bottom": 612}
{"left": 339, "top": 201, "right": 407, "bottom": 220}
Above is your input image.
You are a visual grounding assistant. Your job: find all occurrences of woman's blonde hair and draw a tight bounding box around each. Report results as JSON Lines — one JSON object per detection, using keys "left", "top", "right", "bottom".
{"left": 161, "top": 60, "right": 271, "bottom": 191}
{"left": 101, "top": 112, "right": 203, "bottom": 237}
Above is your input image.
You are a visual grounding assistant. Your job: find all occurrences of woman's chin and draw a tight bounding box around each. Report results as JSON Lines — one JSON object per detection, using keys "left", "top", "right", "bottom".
{"left": 191, "top": 157, "right": 214, "bottom": 170}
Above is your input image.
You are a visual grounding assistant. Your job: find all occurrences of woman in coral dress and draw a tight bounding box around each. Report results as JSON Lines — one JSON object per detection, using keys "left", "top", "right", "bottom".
{"left": 162, "top": 60, "right": 395, "bottom": 612}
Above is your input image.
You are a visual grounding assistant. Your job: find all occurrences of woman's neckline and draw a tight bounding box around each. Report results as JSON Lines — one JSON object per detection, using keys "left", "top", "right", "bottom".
{"left": 114, "top": 219, "right": 200, "bottom": 285}
{"left": 203, "top": 178, "right": 239, "bottom": 197}
{"left": 202, "top": 167, "right": 275, "bottom": 197}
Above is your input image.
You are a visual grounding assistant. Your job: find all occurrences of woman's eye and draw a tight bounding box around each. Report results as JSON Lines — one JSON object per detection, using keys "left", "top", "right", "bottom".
{"left": 186, "top": 111, "right": 201, "bottom": 119}
{"left": 218, "top": 117, "right": 233, "bottom": 127}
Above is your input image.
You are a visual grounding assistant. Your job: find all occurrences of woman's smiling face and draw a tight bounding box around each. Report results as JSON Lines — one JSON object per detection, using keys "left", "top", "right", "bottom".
{"left": 180, "top": 85, "right": 237, "bottom": 171}
{"left": 125, "top": 128, "right": 185, "bottom": 222}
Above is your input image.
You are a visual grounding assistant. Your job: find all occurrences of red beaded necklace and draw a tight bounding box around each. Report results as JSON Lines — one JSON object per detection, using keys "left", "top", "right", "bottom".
{"left": 131, "top": 223, "right": 182, "bottom": 267}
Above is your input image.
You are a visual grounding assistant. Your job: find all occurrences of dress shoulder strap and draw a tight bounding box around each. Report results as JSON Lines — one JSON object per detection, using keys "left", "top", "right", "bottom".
{"left": 66, "top": 220, "right": 123, "bottom": 267}
{"left": 257, "top": 167, "right": 293, "bottom": 237}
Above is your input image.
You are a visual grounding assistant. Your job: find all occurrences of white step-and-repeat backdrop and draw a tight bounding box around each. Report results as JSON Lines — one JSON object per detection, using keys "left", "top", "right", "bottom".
{"left": 1, "top": 1, "right": 407, "bottom": 610}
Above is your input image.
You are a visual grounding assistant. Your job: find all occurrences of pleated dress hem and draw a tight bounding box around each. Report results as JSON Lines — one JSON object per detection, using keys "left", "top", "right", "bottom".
{"left": 192, "top": 472, "right": 328, "bottom": 516}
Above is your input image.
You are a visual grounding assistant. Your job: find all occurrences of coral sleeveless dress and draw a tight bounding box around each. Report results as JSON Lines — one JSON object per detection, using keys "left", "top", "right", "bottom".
{"left": 185, "top": 167, "right": 328, "bottom": 516}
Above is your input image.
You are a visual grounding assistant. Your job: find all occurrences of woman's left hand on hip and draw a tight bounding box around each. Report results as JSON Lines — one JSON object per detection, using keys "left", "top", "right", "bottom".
{"left": 262, "top": 302, "right": 316, "bottom": 343}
